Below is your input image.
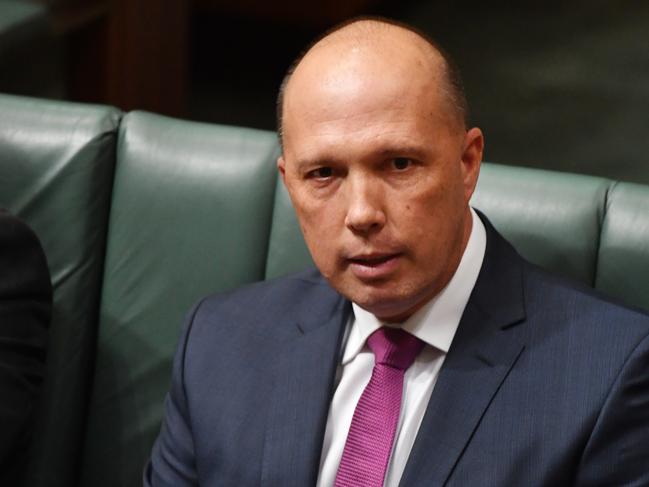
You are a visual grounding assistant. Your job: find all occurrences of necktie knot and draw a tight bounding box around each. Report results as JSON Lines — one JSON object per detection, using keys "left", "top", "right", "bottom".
{"left": 367, "top": 327, "right": 424, "bottom": 371}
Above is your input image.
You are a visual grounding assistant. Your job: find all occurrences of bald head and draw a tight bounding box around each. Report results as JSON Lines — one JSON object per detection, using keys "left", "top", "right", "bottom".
{"left": 276, "top": 18, "right": 468, "bottom": 149}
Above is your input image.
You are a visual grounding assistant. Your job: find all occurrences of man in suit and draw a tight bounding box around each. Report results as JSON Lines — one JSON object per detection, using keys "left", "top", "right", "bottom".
{"left": 145, "top": 18, "right": 649, "bottom": 486}
{"left": 0, "top": 211, "right": 51, "bottom": 484}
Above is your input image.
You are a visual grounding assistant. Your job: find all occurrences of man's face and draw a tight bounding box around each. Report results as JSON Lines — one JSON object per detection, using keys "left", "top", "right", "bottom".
{"left": 279, "top": 41, "right": 482, "bottom": 322}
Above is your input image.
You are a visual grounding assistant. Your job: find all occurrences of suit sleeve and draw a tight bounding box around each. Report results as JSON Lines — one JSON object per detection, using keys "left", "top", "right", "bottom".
{"left": 143, "top": 301, "right": 204, "bottom": 487}
{"left": 576, "top": 329, "right": 649, "bottom": 486}
{"left": 0, "top": 213, "right": 51, "bottom": 475}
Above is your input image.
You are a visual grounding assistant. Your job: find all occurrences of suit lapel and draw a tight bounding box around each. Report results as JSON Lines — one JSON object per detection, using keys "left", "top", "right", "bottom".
{"left": 400, "top": 218, "right": 528, "bottom": 486}
{"left": 261, "top": 280, "right": 351, "bottom": 487}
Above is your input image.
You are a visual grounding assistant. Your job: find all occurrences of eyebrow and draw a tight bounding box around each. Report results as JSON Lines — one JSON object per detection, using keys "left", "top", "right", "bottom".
{"left": 378, "top": 145, "right": 429, "bottom": 160}
{"left": 291, "top": 144, "right": 431, "bottom": 170}
{"left": 293, "top": 157, "right": 339, "bottom": 171}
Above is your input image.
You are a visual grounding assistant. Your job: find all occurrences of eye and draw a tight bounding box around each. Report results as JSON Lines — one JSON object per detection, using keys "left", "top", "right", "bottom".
{"left": 307, "top": 167, "right": 333, "bottom": 179}
{"left": 392, "top": 157, "right": 413, "bottom": 170}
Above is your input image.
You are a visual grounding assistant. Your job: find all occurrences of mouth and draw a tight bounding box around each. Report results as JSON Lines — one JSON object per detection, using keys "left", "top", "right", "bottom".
{"left": 349, "top": 253, "right": 398, "bottom": 266}
{"left": 346, "top": 252, "right": 402, "bottom": 280}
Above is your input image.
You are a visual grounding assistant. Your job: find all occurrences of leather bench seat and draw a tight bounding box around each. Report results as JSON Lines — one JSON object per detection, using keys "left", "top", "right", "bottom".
{"left": 1, "top": 94, "right": 647, "bottom": 487}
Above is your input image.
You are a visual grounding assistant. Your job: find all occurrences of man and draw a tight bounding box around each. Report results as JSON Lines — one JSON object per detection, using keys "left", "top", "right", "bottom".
{"left": 0, "top": 210, "right": 51, "bottom": 484}
{"left": 145, "top": 18, "right": 649, "bottom": 486}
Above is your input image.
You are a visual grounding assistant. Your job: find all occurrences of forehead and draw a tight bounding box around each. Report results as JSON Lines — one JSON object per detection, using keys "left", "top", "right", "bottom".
{"left": 282, "top": 36, "right": 452, "bottom": 158}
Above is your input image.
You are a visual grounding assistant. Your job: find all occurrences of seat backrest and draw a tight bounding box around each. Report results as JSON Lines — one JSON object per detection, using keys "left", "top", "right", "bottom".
{"left": 470, "top": 163, "right": 609, "bottom": 285}
{"left": 0, "top": 93, "right": 121, "bottom": 487}
{"left": 80, "top": 112, "right": 280, "bottom": 486}
{"left": 596, "top": 181, "right": 649, "bottom": 311}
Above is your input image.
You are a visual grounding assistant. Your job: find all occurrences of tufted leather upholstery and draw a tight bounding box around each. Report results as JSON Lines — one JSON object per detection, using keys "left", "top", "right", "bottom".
{"left": 1, "top": 94, "right": 647, "bottom": 487}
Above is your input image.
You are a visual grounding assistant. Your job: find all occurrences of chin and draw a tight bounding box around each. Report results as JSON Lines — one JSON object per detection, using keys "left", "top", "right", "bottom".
{"left": 357, "top": 278, "right": 442, "bottom": 322}
{"left": 352, "top": 290, "right": 416, "bottom": 323}
{"left": 329, "top": 272, "right": 430, "bottom": 320}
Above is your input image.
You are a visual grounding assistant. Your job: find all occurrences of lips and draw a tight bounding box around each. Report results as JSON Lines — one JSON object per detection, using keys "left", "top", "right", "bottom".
{"left": 349, "top": 254, "right": 397, "bottom": 266}
{"left": 346, "top": 252, "right": 402, "bottom": 279}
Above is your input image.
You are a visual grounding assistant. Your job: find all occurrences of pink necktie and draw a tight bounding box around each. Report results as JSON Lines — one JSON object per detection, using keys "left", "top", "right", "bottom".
{"left": 335, "top": 327, "right": 424, "bottom": 487}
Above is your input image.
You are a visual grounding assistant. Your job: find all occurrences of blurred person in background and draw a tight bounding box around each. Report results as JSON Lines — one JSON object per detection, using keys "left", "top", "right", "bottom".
{"left": 0, "top": 210, "right": 51, "bottom": 484}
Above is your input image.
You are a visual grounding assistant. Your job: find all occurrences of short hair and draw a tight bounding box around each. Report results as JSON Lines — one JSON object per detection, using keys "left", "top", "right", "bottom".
{"left": 276, "top": 16, "right": 469, "bottom": 150}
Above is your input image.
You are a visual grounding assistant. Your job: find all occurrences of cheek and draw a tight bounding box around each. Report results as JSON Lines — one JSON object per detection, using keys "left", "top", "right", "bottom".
{"left": 296, "top": 200, "right": 337, "bottom": 235}
{"left": 396, "top": 187, "right": 458, "bottom": 247}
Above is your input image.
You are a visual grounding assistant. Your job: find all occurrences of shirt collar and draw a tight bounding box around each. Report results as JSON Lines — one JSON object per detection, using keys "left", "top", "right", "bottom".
{"left": 343, "top": 208, "right": 486, "bottom": 364}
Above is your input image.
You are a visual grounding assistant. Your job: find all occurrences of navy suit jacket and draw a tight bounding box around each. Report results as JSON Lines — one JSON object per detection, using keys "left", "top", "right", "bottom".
{"left": 145, "top": 218, "right": 649, "bottom": 486}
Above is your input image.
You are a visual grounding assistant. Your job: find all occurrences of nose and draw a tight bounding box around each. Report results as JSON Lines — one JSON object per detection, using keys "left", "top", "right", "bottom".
{"left": 344, "top": 175, "right": 386, "bottom": 234}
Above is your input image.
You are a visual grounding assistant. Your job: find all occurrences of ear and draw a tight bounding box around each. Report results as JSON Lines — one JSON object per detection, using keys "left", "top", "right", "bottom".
{"left": 460, "top": 127, "right": 484, "bottom": 203}
{"left": 277, "top": 156, "right": 287, "bottom": 184}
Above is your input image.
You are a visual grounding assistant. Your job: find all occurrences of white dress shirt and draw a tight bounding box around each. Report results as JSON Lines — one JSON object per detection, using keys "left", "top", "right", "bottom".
{"left": 316, "top": 209, "right": 486, "bottom": 487}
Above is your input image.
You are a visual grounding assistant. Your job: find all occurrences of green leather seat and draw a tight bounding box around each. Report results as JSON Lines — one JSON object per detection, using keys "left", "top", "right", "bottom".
{"left": 0, "top": 93, "right": 121, "bottom": 487}
{"left": 470, "top": 163, "right": 609, "bottom": 285}
{"left": 80, "top": 111, "right": 280, "bottom": 487}
{"left": 1, "top": 94, "right": 648, "bottom": 487}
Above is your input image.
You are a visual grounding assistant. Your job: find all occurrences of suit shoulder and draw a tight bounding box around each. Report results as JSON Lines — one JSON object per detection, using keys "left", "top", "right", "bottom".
{"left": 185, "top": 267, "right": 344, "bottom": 339}
{"left": 523, "top": 262, "right": 649, "bottom": 342}
{"left": 200, "top": 267, "right": 330, "bottom": 311}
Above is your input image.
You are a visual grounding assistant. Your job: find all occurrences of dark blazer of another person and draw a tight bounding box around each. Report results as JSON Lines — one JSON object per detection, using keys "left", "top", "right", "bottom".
{"left": 145, "top": 215, "right": 649, "bottom": 486}
{"left": 0, "top": 211, "right": 51, "bottom": 484}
